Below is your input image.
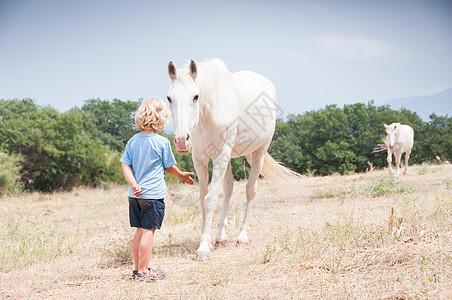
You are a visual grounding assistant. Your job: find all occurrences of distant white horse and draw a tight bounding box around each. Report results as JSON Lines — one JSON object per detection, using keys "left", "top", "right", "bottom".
{"left": 384, "top": 123, "right": 414, "bottom": 175}
{"left": 167, "top": 58, "right": 298, "bottom": 260}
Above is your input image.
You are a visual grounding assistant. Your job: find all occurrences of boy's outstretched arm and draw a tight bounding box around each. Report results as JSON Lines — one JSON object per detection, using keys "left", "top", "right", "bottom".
{"left": 121, "top": 163, "right": 142, "bottom": 196}
{"left": 165, "top": 165, "right": 195, "bottom": 185}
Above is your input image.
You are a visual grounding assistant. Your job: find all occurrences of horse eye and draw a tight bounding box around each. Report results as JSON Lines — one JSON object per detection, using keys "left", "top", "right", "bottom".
{"left": 193, "top": 95, "right": 199, "bottom": 102}
{"left": 167, "top": 96, "right": 172, "bottom": 103}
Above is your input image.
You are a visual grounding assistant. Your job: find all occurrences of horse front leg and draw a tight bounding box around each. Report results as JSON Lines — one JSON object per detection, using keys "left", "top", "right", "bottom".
{"left": 196, "top": 151, "right": 231, "bottom": 261}
{"left": 403, "top": 150, "right": 411, "bottom": 175}
{"left": 192, "top": 156, "right": 209, "bottom": 257}
{"left": 237, "top": 146, "right": 266, "bottom": 244}
{"left": 394, "top": 151, "right": 402, "bottom": 176}
{"left": 387, "top": 149, "right": 393, "bottom": 174}
{"left": 215, "top": 160, "right": 233, "bottom": 247}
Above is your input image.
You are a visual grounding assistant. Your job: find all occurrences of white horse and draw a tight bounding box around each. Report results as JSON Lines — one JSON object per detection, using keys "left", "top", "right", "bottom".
{"left": 384, "top": 123, "right": 414, "bottom": 175}
{"left": 166, "top": 58, "right": 298, "bottom": 260}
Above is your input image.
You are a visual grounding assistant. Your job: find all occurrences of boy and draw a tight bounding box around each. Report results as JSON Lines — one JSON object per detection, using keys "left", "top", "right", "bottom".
{"left": 120, "top": 97, "right": 194, "bottom": 281}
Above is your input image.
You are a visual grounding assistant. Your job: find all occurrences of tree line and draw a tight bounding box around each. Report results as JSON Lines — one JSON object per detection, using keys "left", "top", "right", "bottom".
{"left": 0, "top": 98, "right": 450, "bottom": 193}
{"left": 269, "top": 101, "right": 451, "bottom": 176}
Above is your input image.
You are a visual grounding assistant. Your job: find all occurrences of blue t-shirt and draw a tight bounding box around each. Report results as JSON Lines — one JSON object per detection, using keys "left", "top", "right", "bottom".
{"left": 120, "top": 133, "right": 176, "bottom": 199}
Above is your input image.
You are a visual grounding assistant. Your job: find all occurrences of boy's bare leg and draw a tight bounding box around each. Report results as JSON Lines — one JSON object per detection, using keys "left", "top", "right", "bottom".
{"left": 133, "top": 228, "right": 142, "bottom": 271}
{"left": 138, "top": 229, "right": 155, "bottom": 273}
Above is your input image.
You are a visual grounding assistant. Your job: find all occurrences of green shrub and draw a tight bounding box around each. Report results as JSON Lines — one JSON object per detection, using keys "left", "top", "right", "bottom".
{"left": 0, "top": 100, "right": 126, "bottom": 192}
{"left": 418, "top": 162, "right": 429, "bottom": 175}
{"left": 0, "top": 172, "right": 13, "bottom": 189}
{"left": 104, "top": 152, "right": 126, "bottom": 185}
{"left": 0, "top": 152, "right": 23, "bottom": 195}
{"left": 366, "top": 176, "right": 414, "bottom": 197}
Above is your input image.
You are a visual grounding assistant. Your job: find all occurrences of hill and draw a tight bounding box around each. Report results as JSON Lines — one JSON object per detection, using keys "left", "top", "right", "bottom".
{"left": 384, "top": 88, "right": 452, "bottom": 121}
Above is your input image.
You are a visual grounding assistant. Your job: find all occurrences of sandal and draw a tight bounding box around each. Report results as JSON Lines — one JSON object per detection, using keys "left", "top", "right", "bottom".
{"left": 133, "top": 268, "right": 166, "bottom": 281}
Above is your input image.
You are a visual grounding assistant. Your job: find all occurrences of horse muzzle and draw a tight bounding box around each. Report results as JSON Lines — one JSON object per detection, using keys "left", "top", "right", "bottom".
{"left": 174, "top": 133, "right": 191, "bottom": 154}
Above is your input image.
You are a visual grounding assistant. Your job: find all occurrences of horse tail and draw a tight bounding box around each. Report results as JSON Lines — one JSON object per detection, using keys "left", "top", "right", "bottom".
{"left": 372, "top": 138, "right": 388, "bottom": 153}
{"left": 245, "top": 152, "right": 301, "bottom": 183}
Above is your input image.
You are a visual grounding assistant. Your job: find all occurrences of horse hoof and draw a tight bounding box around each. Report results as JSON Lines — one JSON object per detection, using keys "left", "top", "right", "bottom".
{"left": 195, "top": 251, "right": 210, "bottom": 261}
{"left": 215, "top": 240, "right": 227, "bottom": 248}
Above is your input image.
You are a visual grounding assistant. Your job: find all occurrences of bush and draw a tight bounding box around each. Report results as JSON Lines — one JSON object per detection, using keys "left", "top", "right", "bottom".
{"left": 0, "top": 172, "right": 13, "bottom": 190}
{"left": 104, "top": 152, "right": 127, "bottom": 185}
{"left": 0, "top": 99, "right": 125, "bottom": 192}
{"left": 365, "top": 176, "right": 415, "bottom": 197}
{"left": 0, "top": 152, "right": 23, "bottom": 195}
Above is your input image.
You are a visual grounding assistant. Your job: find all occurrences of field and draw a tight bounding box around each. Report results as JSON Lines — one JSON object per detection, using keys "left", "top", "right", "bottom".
{"left": 1, "top": 164, "right": 451, "bottom": 299}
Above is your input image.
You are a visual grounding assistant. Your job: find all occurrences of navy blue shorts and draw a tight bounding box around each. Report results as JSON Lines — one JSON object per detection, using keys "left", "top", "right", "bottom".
{"left": 129, "top": 197, "right": 165, "bottom": 230}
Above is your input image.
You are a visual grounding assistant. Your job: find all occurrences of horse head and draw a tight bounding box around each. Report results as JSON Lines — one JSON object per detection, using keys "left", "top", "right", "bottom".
{"left": 384, "top": 123, "right": 400, "bottom": 150}
{"left": 167, "top": 59, "right": 200, "bottom": 153}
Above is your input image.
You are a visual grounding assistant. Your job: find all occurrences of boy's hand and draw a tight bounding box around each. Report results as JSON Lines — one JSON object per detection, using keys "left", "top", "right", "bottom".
{"left": 181, "top": 172, "right": 195, "bottom": 185}
{"left": 132, "top": 184, "right": 142, "bottom": 197}
{"left": 121, "top": 163, "right": 141, "bottom": 197}
{"left": 165, "top": 166, "right": 195, "bottom": 185}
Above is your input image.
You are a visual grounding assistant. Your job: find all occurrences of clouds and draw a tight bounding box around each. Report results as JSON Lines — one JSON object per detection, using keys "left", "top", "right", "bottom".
{"left": 0, "top": 1, "right": 450, "bottom": 114}
{"left": 314, "top": 34, "right": 408, "bottom": 61}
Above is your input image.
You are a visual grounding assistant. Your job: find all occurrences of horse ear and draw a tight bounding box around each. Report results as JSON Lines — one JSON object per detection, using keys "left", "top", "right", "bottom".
{"left": 189, "top": 59, "right": 197, "bottom": 80}
{"left": 168, "top": 61, "right": 177, "bottom": 80}
{"left": 384, "top": 124, "right": 388, "bottom": 128}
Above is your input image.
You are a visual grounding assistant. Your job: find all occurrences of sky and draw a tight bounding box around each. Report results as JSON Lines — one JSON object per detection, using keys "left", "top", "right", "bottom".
{"left": 1, "top": 0, "right": 451, "bottom": 117}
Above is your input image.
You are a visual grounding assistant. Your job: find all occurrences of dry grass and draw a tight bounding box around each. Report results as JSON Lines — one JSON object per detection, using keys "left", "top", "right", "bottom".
{"left": 1, "top": 164, "right": 451, "bottom": 299}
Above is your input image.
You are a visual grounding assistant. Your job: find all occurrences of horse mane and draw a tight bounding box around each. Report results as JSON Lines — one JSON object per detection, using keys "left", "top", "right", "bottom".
{"left": 185, "top": 58, "right": 232, "bottom": 122}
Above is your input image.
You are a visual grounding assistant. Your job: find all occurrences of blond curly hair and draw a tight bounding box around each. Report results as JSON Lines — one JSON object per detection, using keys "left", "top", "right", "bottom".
{"left": 135, "top": 97, "right": 171, "bottom": 132}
